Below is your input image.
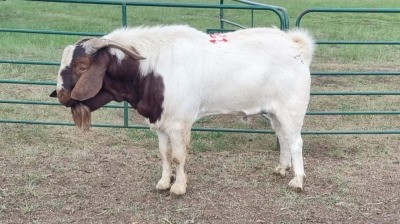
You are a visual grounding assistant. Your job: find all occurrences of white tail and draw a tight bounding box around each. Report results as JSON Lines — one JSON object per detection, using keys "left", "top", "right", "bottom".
{"left": 288, "top": 29, "right": 315, "bottom": 66}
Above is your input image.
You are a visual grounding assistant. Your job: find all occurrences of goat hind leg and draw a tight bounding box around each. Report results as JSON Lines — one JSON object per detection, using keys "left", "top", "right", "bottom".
{"left": 272, "top": 113, "right": 305, "bottom": 191}
{"left": 287, "top": 135, "right": 305, "bottom": 191}
{"left": 270, "top": 113, "right": 292, "bottom": 177}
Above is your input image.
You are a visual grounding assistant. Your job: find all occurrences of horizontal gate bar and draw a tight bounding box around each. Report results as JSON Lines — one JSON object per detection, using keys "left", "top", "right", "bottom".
{"left": 317, "top": 40, "right": 400, "bottom": 45}
{"left": 311, "top": 91, "right": 400, "bottom": 95}
{"left": 0, "top": 59, "right": 59, "bottom": 66}
{"left": 2, "top": 79, "right": 399, "bottom": 96}
{"left": 2, "top": 99, "right": 400, "bottom": 116}
{"left": 306, "top": 111, "right": 400, "bottom": 115}
{"left": 0, "top": 28, "right": 104, "bottom": 36}
{"left": 0, "top": 79, "right": 55, "bottom": 85}
{"left": 0, "top": 100, "right": 59, "bottom": 106}
{"left": 30, "top": 0, "right": 283, "bottom": 10}
{"left": 30, "top": 0, "right": 286, "bottom": 30}
{"left": 311, "top": 71, "right": 400, "bottom": 76}
{"left": 301, "top": 130, "right": 400, "bottom": 135}
{"left": 0, "top": 100, "right": 124, "bottom": 108}
{"left": 296, "top": 8, "right": 400, "bottom": 27}
{"left": 2, "top": 99, "right": 400, "bottom": 115}
{"left": 1, "top": 119, "right": 399, "bottom": 134}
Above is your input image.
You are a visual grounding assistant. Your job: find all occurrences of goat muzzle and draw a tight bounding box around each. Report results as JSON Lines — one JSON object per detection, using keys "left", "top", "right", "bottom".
{"left": 56, "top": 90, "right": 76, "bottom": 107}
{"left": 71, "top": 103, "right": 92, "bottom": 131}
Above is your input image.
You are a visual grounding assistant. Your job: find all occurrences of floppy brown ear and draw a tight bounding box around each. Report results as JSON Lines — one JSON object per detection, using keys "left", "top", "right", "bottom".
{"left": 50, "top": 90, "right": 57, "bottom": 97}
{"left": 71, "top": 54, "right": 108, "bottom": 101}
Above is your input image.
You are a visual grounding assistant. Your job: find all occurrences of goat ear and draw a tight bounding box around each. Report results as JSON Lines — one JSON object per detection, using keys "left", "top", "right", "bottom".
{"left": 50, "top": 90, "right": 57, "bottom": 97}
{"left": 71, "top": 55, "right": 108, "bottom": 101}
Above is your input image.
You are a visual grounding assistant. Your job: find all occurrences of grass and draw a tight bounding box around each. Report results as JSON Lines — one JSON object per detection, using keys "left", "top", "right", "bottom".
{"left": 1, "top": 0, "right": 400, "bottom": 223}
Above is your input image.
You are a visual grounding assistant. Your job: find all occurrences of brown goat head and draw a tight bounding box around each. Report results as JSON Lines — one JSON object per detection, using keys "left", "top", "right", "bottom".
{"left": 50, "top": 38, "right": 145, "bottom": 130}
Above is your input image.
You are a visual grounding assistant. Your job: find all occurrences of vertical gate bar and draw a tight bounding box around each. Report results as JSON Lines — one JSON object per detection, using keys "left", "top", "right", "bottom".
{"left": 122, "top": 0, "right": 127, "bottom": 27}
{"left": 219, "top": 0, "right": 224, "bottom": 30}
{"left": 122, "top": 0, "right": 129, "bottom": 127}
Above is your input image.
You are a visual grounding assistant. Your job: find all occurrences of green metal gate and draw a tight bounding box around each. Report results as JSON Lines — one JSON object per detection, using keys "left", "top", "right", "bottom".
{"left": 296, "top": 8, "right": 400, "bottom": 134}
{"left": 1, "top": 1, "right": 399, "bottom": 134}
{"left": 0, "top": 0, "right": 287, "bottom": 134}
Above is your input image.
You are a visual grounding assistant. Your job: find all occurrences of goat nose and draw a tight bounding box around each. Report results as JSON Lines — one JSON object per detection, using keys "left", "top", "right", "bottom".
{"left": 57, "top": 90, "right": 74, "bottom": 106}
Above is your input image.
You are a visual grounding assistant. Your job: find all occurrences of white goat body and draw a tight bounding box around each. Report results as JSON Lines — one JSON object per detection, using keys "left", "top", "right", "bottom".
{"left": 104, "top": 26, "right": 313, "bottom": 125}
{"left": 57, "top": 25, "right": 315, "bottom": 195}
{"left": 102, "top": 25, "right": 314, "bottom": 195}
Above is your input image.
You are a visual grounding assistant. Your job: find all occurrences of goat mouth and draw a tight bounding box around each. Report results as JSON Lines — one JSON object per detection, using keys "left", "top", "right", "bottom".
{"left": 55, "top": 90, "right": 76, "bottom": 108}
{"left": 64, "top": 99, "right": 76, "bottom": 108}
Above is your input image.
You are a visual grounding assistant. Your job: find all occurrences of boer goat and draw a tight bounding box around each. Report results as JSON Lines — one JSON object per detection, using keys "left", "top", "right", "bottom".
{"left": 50, "top": 25, "right": 315, "bottom": 195}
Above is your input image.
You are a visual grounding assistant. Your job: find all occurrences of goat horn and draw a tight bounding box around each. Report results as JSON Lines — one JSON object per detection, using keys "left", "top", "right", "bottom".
{"left": 74, "top": 37, "right": 92, "bottom": 45}
{"left": 80, "top": 38, "right": 146, "bottom": 60}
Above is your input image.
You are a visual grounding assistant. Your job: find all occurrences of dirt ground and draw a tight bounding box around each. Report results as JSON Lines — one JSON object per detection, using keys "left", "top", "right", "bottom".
{"left": 1, "top": 0, "right": 400, "bottom": 223}
{"left": 0, "top": 124, "right": 399, "bottom": 223}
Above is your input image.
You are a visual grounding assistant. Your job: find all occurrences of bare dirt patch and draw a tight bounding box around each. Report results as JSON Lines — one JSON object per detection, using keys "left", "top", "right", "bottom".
{"left": 1, "top": 125, "right": 399, "bottom": 223}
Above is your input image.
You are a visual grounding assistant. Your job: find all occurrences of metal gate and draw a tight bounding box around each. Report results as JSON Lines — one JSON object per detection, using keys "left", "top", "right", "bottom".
{"left": 0, "top": 0, "right": 286, "bottom": 134}
{"left": 1, "top": 1, "right": 399, "bottom": 134}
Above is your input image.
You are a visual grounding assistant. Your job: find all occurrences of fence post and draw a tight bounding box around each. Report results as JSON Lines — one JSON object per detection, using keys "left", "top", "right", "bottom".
{"left": 121, "top": 0, "right": 130, "bottom": 127}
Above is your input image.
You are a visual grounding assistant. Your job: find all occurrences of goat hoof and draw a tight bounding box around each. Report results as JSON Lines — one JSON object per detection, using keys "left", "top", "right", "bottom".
{"left": 273, "top": 166, "right": 287, "bottom": 177}
{"left": 156, "top": 179, "right": 171, "bottom": 191}
{"left": 170, "top": 182, "right": 187, "bottom": 196}
{"left": 288, "top": 176, "right": 304, "bottom": 192}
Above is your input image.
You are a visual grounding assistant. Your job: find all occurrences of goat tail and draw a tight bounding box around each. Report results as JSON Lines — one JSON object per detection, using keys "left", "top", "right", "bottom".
{"left": 287, "top": 29, "right": 315, "bottom": 67}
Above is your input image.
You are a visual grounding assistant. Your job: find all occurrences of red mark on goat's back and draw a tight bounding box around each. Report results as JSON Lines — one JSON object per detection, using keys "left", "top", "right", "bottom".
{"left": 209, "top": 34, "right": 228, "bottom": 43}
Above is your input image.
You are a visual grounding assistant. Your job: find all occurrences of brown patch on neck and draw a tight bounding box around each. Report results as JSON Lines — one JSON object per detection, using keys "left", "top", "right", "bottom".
{"left": 135, "top": 72, "right": 164, "bottom": 123}
{"left": 103, "top": 53, "right": 165, "bottom": 123}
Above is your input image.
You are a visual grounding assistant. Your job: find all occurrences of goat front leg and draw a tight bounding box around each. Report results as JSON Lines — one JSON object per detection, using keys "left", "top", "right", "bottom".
{"left": 156, "top": 131, "right": 173, "bottom": 190}
{"left": 273, "top": 142, "right": 292, "bottom": 177}
{"left": 169, "top": 127, "right": 191, "bottom": 195}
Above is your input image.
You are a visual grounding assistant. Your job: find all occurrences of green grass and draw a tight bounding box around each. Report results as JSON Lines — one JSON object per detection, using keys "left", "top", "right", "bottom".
{"left": 0, "top": 0, "right": 398, "bottom": 148}
{"left": 0, "top": 0, "right": 398, "bottom": 157}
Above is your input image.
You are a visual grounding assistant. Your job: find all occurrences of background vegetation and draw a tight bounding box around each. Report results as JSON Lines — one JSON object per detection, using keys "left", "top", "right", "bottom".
{"left": 1, "top": 0, "right": 399, "bottom": 223}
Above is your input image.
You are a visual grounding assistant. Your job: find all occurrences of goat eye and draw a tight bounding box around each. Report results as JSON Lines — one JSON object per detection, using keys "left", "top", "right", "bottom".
{"left": 79, "top": 67, "right": 88, "bottom": 72}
